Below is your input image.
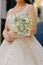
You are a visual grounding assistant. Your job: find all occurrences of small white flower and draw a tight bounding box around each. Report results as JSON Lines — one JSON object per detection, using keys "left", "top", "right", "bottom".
{"left": 13, "top": 14, "right": 33, "bottom": 36}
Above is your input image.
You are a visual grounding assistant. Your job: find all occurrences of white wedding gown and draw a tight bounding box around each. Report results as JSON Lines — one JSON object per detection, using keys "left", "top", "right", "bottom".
{"left": 0, "top": 5, "right": 43, "bottom": 65}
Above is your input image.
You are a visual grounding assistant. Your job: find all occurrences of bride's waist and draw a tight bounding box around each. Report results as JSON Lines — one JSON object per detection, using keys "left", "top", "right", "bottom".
{"left": 15, "top": 35, "right": 33, "bottom": 40}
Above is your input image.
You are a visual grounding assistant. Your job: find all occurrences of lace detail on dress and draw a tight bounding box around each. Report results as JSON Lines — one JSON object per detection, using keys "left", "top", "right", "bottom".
{"left": 6, "top": 5, "right": 29, "bottom": 31}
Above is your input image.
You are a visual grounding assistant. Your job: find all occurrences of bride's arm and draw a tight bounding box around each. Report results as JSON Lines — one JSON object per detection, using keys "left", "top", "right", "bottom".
{"left": 27, "top": 5, "right": 37, "bottom": 35}
{"left": 3, "top": 10, "right": 18, "bottom": 42}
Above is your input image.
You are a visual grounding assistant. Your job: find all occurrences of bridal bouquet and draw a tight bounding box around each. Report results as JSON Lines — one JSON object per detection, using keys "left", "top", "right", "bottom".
{"left": 13, "top": 14, "right": 33, "bottom": 36}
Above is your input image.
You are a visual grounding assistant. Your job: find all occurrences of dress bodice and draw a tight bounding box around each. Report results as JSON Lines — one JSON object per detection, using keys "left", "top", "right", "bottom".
{"left": 6, "top": 5, "right": 29, "bottom": 31}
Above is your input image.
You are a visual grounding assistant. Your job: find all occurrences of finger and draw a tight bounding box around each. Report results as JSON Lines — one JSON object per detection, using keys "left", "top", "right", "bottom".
{"left": 6, "top": 36, "right": 14, "bottom": 42}
{"left": 7, "top": 31, "right": 15, "bottom": 38}
{"left": 3, "top": 31, "right": 14, "bottom": 41}
{"left": 7, "top": 32, "right": 18, "bottom": 38}
{"left": 5, "top": 32, "right": 14, "bottom": 41}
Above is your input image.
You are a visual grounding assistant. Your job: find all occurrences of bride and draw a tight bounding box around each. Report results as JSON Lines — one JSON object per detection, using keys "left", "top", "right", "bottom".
{"left": 0, "top": 0, "right": 43, "bottom": 65}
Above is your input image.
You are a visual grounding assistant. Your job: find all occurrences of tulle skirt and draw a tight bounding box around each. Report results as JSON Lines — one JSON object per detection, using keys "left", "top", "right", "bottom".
{"left": 0, "top": 35, "right": 43, "bottom": 65}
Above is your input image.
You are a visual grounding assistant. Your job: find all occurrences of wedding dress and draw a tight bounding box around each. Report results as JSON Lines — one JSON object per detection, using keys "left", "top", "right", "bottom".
{"left": 0, "top": 5, "right": 43, "bottom": 65}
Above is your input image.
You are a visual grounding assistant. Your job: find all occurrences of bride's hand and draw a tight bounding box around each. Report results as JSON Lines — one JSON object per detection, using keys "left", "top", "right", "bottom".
{"left": 3, "top": 30, "right": 18, "bottom": 42}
